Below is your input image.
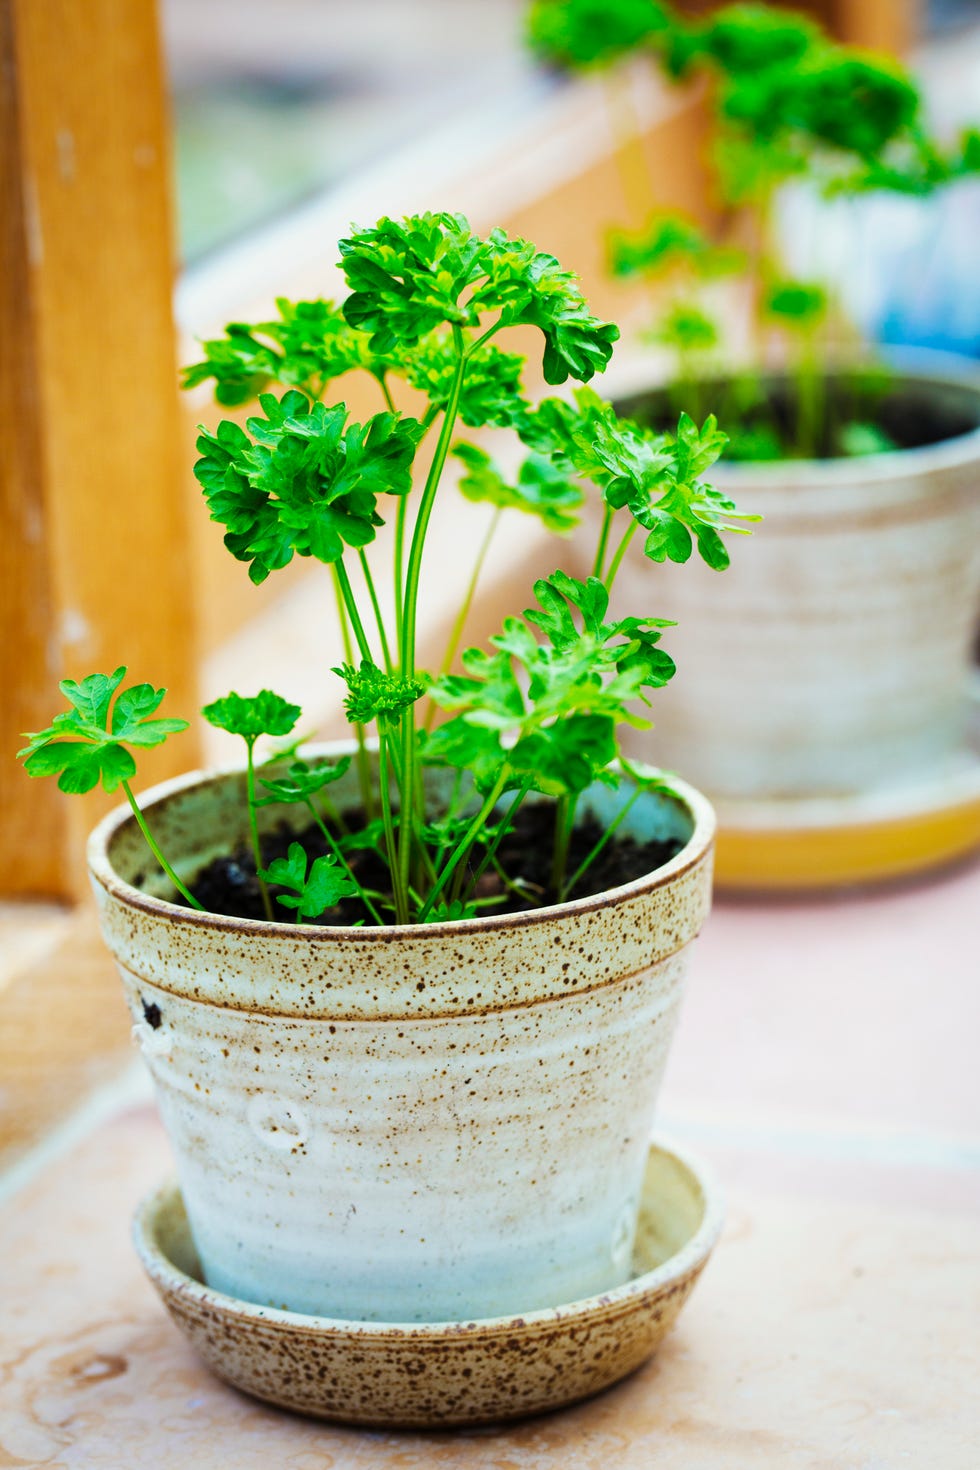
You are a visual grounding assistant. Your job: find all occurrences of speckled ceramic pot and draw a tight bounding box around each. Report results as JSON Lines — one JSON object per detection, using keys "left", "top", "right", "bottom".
{"left": 89, "top": 748, "right": 715, "bottom": 1323}
{"left": 606, "top": 358, "right": 980, "bottom": 800}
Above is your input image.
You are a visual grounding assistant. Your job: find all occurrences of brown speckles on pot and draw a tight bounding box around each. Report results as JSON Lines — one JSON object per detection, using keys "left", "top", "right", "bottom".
{"left": 92, "top": 747, "right": 715, "bottom": 1323}
{"left": 133, "top": 1139, "right": 723, "bottom": 1429}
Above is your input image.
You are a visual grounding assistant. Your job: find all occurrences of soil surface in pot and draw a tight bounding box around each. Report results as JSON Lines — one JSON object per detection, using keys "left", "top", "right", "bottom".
{"left": 183, "top": 803, "right": 683, "bottom": 925}
{"left": 618, "top": 372, "right": 980, "bottom": 461}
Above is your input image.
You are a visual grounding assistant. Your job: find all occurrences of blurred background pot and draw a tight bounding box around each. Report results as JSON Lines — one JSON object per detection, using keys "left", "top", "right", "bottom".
{"left": 597, "top": 354, "right": 980, "bottom": 886}
{"left": 88, "top": 748, "right": 715, "bottom": 1323}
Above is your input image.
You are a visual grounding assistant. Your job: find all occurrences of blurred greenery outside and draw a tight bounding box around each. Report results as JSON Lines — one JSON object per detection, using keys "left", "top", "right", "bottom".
{"left": 166, "top": 0, "right": 980, "bottom": 353}
{"left": 166, "top": 0, "right": 545, "bottom": 263}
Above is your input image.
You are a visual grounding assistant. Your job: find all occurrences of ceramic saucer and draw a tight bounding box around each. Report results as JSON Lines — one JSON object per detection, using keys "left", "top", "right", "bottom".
{"left": 133, "top": 1137, "right": 723, "bottom": 1429}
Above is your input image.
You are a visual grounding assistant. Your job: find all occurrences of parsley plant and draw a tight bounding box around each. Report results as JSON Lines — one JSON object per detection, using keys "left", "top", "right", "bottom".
{"left": 528, "top": 0, "right": 979, "bottom": 459}
{"left": 22, "top": 212, "right": 753, "bottom": 923}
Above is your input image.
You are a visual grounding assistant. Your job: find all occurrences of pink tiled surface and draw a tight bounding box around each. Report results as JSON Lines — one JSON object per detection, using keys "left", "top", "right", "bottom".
{"left": 1, "top": 860, "right": 978, "bottom": 1467}
{"left": 670, "top": 860, "right": 980, "bottom": 1141}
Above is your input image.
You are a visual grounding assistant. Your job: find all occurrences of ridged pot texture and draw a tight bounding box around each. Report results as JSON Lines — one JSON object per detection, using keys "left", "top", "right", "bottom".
{"left": 89, "top": 750, "right": 715, "bottom": 1323}
{"left": 609, "top": 365, "right": 980, "bottom": 799}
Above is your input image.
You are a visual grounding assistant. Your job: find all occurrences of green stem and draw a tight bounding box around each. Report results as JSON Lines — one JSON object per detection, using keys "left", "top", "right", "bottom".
{"left": 246, "top": 740, "right": 274, "bottom": 921}
{"left": 396, "top": 709, "right": 415, "bottom": 919}
{"left": 550, "top": 794, "right": 577, "bottom": 900}
{"left": 461, "top": 778, "right": 533, "bottom": 902}
{"left": 423, "top": 506, "right": 501, "bottom": 733}
{"left": 749, "top": 185, "right": 777, "bottom": 373}
{"left": 795, "top": 328, "right": 822, "bottom": 460}
{"left": 335, "top": 559, "right": 374, "bottom": 664}
{"left": 466, "top": 323, "right": 502, "bottom": 356}
{"left": 304, "top": 798, "right": 384, "bottom": 927}
{"left": 397, "top": 326, "right": 468, "bottom": 922}
{"left": 429, "top": 768, "right": 467, "bottom": 883}
{"left": 331, "top": 566, "right": 375, "bottom": 822}
{"left": 603, "top": 520, "right": 639, "bottom": 594}
{"left": 560, "top": 786, "right": 643, "bottom": 902}
{"left": 358, "top": 550, "right": 393, "bottom": 673}
{"left": 316, "top": 786, "right": 349, "bottom": 838}
{"left": 592, "top": 505, "right": 614, "bottom": 581}
{"left": 377, "top": 732, "right": 407, "bottom": 925}
{"left": 417, "top": 768, "right": 509, "bottom": 922}
{"left": 377, "top": 371, "right": 410, "bottom": 651}
{"left": 122, "top": 780, "right": 204, "bottom": 910}
{"left": 470, "top": 894, "right": 508, "bottom": 911}
{"left": 394, "top": 494, "right": 408, "bottom": 654}
{"left": 402, "top": 327, "right": 467, "bottom": 677}
{"left": 377, "top": 372, "right": 397, "bottom": 415}
{"left": 384, "top": 731, "right": 435, "bottom": 891}
{"left": 441, "top": 506, "right": 500, "bottom": 677}
{"left": 490, "top": 850, "right": 545, "bottom": 905}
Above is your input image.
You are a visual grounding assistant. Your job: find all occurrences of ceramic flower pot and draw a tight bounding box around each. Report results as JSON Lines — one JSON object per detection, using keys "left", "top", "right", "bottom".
{"left": 89, "top": 748, "right": 715, "bottom": 1323}
{"left": 606, "top": 356, "right": 980, "bottom": 802}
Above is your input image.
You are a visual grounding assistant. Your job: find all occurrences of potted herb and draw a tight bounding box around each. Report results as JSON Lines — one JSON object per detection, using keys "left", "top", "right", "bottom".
{"left": 527, "top": 0, "right": 980, "bottom": 879}
{"left": 19, "top": 213, "right": 750, "bottom": 1323}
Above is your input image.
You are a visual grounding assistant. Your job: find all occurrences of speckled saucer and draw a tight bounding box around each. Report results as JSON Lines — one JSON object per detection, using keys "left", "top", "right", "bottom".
{"left": 133, "top": 1138, "right": 723, "bottom": 1429}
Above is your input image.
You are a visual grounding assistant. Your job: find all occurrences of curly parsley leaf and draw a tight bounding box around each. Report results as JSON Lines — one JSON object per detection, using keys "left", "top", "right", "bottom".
{"left": 339, "top": 212, "right": 618, "bottom": 386}
{"left": 421, "top": 898, "right": 478, "bottom": 923}
{"left": 257, "top": 755, "right": 352, "bottom": 807}
{"left": 201, "top": 689, "right": 302, "bottom": 744}
{"left": 764, "top": 279, "right": 828, "bottom": 329}
{"left": 697, "top": 5, "right": 819, "bottom": 78}
{"left": 193, "top": 392, "right": 424, "bottom": 583}
{"left": 523, "top": 571, "right": 677, "bottom": 705}
{"left": 785, "top": 53, "right": 919, "bottom": 161}
{"left": 635, "top": 413, "right": 750, "bottom": 569}
{"left": 452, "top": 442, "right": 583, "bottom": 532}
{"left": 652, "top": 301, "right": 721, "bottom": 355}
{"left": 333, "top": 661, "right": 428, "bottom": 729}
{"left": 522, "top": 389, "right": 754, "bottom": 570}
{"left": 418, "top": 716, "right": 511, "bottom": 796}
{"left": 182, "top": 299, "right": 372, "bottom": 406}
{"left": 339, "top": 212, "right": 486, "bottom": 349}
{"left": 400, "top": 333, "right": 530, "bottom": 428}
{"left": 258, "top": 842, "right": 357, "bottom": 920}
{"left": 526, "top": 0, "right": 674, "bottom": 68}
{"left": 18, "top": 668, "right": 188, "bottom": 795}
{"left": 610, "top": 214, "right": 744, "bottom": 280}
{"left": 427, "top": 571, "right": 677, "bottom": 799}
{"left": 336, "top": 816, "right": 387, "bottom": 855}
{"left": 474, "top": 231, "right": 619, "bottom": 384}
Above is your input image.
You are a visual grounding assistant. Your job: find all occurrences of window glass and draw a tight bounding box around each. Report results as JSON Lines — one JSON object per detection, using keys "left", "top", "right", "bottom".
{"left": 163, "top": 0, "right": 545, "bottom": 262}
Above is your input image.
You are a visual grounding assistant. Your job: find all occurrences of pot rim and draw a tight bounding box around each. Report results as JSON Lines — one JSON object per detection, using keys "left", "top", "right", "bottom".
{"left": 606, "top": 344, "right": 980, "bottom": 487}
{"left": 87, "top": 742, "right": 716, "bottom": 940}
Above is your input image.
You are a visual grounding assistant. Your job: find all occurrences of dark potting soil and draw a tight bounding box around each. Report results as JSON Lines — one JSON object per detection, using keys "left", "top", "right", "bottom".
{"left": 616, "top": 373, "right": 980, "bottom": 461}
{"left": 184, "top": 802, "right": 683, "bottom": 926}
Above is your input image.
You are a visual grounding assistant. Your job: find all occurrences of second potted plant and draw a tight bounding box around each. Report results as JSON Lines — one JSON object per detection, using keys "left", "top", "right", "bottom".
{"left": 528, "top": 0, "right": 980, "bottom": 886}
{"left": 21, "top": 212, "right": 750, "bottom": 1327}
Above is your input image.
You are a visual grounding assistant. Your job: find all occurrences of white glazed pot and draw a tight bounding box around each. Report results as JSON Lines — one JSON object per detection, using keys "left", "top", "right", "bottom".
{"left": 607, "top": 359, "right": 980, "bottom": 799}
{"left": 89, "top": 750, "right": 715, "bottom": 1323}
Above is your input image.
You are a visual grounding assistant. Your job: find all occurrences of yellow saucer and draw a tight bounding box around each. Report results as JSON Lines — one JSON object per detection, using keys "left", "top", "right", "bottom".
{"left": 713, "top": 750, "right": 980, "bottom": 893}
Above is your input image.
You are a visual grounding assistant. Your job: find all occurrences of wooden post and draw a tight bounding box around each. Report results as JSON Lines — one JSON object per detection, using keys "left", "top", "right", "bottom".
{"left": 832, "top": 0, "right": 917, "bottom": 54}
{"left": 0, "top": 0, "right": 199, "bottom": 900}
